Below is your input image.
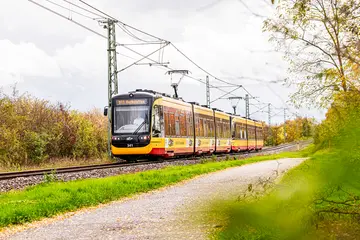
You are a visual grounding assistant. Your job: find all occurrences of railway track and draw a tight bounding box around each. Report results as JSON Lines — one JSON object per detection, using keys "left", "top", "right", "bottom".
{"left": 0, "top": 141, "right": 310, "bottom": 181}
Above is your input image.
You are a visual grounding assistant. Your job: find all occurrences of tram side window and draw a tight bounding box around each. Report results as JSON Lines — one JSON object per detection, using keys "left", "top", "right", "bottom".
{"left": 199, "top": 118, "right": 204, "bottom": 137}
{"left": 208, "top": 119, "right": 213, "bottom": 137}
{"left": 169, "top": 113, "right": 175, "bottom": 136}
{"left": 179, "top": 113, "right": 186, "bottom": 137}
{"left": 222, "top": 122, "right": 226, "bottom": 138}
{"left": 204, "top": 118, "right": 209, "bottom": 137}
{"left": 222, "top": 121, "right": 227, "bottom": 138}
{"left": 211, "top": 119, "right": 215, "bottom": 137}
{"left": 175, "top": 112, "right": 180, "bottom": 136}
{"left": 249, "top": 126, "right": 253, "bottom": 140}
{"left": 164, "top": 112, "right": 170, "bottom": 137}
{"left": 195, "top": 116, "right": 200, "bottom": 137}
{"left": 239, "top": 123, "right": 243, "bottom": 139}
{"left": 216, "top": 118, "right": 221, "bottom": 138}
{"left": 218, "top": 121, "right": 223, "bottom": 138}
{"left": 152, "top": 105, "right": 163, "bottom": 137}
{"left": 186, "top": 112, "right": 194, "bottom": 136}
{"left": 225, "top": 121, "right": 230, "bottom": 138}
{"left": 243, "top": 124, "right": 247, "bottom": 139}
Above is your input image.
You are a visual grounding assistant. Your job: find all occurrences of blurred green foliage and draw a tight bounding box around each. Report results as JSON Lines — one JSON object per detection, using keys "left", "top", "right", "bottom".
{"left": 0, "top": 90, "right": 107, "bottom": 167}
{"left": 210, "top": 91, "right": 360, "bottom": 239}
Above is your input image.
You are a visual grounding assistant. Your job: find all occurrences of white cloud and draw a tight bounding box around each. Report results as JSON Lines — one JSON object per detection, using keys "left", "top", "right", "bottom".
{"left": 0, "top": 0, "right": 325, "bottom": 123}
{"left": 0, "top": 40, "right": 61, "bottom": 85}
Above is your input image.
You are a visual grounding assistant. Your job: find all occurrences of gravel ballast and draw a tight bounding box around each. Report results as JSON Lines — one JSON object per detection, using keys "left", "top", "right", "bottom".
{"left": 0, "top": 143, "right": 307, "bottom": 193}
{"left": 2, "top": 158, "right": 306, "bottom": 240}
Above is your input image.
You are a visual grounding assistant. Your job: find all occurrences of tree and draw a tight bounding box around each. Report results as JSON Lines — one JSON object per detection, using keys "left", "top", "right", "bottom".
{"left": 264, "top": 0, "right": 360, "bottom": 108}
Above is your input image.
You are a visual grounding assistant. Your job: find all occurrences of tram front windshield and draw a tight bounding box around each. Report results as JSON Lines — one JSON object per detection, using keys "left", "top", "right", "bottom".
{"left": 114, "top": 105, "right": 150, "bottom": 134}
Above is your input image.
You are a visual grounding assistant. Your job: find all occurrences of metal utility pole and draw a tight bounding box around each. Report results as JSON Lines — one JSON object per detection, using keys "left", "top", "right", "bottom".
{"left": 268, "top": 103, "right": 271, "bottom": 127}
{"left": 206, "top": 75, "right": 210, "bottom": 108}
{"left": 283, "top": 108, "right": 287, "bottom": 143}
{"left": 268, "top": 103, "right": 272, "bottom": 145}
{"left": 245, "top": 94, "right": 250, "bottom": 119}
{"left": 106, "top": 19, "right": 119, "bottom": 157}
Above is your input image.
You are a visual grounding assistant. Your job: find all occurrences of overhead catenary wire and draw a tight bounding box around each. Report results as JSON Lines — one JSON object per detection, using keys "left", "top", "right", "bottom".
{"left": 78, "top": 0, "right": 166, "bottom": 42}
{"left": 118, "top": 42, "right": 170, "bottom": 72}
{"left": 76, "top": 0, "right": 247, "bottom": 94}
{"left": 44, "top": 0, "right": 95, "bottom": 19}
{"left": 210, "top": 86, "right": 242, "bottom": 103}
{"left": 249, "top": 105, "right": 268, "bottom": 116}
{"left": 31, "top": 0, "right": 255, "bottom": 103}
{"left": 28, "top": 0, "right": 107, "bottom": 39}
{"left": 28, "top": 0, "right": 289, "bottom": 120}
{"left": 61, "top": 0, "right": 106, "bottom": 19}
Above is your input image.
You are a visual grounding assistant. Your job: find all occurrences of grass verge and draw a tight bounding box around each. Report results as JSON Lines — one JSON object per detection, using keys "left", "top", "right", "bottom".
{"left": 0, "top": 148, "right": 309, "bottom": 230}
{"left": 0, "top": 157, "right": 112, "bottom": 173}
{"left": 209, "top": 147, "right": 360, "bottom": 240}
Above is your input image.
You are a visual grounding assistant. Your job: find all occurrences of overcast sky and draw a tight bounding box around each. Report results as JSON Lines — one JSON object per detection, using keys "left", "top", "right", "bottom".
{"left": 0, "top": 0, "right": 325, "bottom": 124}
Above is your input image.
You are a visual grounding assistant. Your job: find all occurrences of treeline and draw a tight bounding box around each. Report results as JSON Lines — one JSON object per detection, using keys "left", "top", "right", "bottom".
{"left": 314, "top": 91, "right": 360, "bottom": 150}
{"left": 263, "top": 117, "right": 315, "bottom": 146}
{"left": 0, "top": 90, "right": 107, "bottom": 167}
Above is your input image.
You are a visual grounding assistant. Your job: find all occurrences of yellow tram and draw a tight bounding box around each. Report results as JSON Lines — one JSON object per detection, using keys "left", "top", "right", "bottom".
{"left": 108, "top": 89, "right": 263, "bottom": 161}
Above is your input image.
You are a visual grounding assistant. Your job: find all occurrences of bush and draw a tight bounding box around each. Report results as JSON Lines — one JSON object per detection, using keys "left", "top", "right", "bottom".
{"left": 0, "top": 89, "right": 107, "bottom": 166}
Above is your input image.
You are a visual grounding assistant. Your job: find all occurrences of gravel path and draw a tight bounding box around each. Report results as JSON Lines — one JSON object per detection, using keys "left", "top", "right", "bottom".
{"left": 1, "top": 158, "right": 306, "bottom": 240}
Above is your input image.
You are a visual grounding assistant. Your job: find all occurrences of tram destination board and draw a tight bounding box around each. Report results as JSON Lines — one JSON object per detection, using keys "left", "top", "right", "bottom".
{"left": 116, "top": 99, "right": 148, "bottom": 105}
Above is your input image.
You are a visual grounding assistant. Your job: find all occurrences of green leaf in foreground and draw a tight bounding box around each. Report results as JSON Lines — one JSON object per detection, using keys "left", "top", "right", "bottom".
{"left": 0, "top": 148, "right": 309, "bottom": 229}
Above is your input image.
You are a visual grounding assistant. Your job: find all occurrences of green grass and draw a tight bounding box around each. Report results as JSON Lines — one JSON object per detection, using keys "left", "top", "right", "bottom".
{"left": 209, "top": 146, "right": 360, "bottom": 240}
{"left": 0, "top": 149, "right": 308, "bottom": 229}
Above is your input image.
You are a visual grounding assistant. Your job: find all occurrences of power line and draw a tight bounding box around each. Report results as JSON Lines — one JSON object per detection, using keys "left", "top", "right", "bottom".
{"left": 170, "top": 43, "right": 241, "bottom": 87}
{"left": 44, "top": 0, "right": 95, "bottom": 20}
{"left": 78, "top": 0, "right": 166, "bottom": 42}
{"left": 28, "top": 0, "right": 107, "bottom": 39}
{"left": 61, "top": 0, "right": 106, "bottom": 19}
{"left": 249, "top": 105, "right": 267, "bottom": 116}
{"left": 210, "top": 86, "right": 242, "bottom": 103}
{"left": 29, "top": 0, "right": 271, "bottom": 110}
{"left": 67, "top": 1, "right": 258, "bottom": 103}
{"left": 118, "top": 42, "right": 170, "bottom": 72}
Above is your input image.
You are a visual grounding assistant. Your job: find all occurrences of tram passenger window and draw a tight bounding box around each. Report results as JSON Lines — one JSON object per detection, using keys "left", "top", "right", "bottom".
{"left": 222, "top": 122, "right": 224, "bottom": 138}
{"left": 169, "top": 113, "right": 175, "bottom": 136}
{"left": 199, "top": 118, "right": 204, "bottom": 137}
{"left": 187, "top": 112, "right": 193, "bottom": 136}
{"left": 164, "top": 112, "right": 169, "bottom": 137}
{"left": 222, "top": 122, "right": 226, "bottom": 138}
{"left": 211, "top": 120, "right": 215, "bottom": 137}
{"left": 216, "top": 119, "right": 221, "bottom": 138}
{"left": 195, "top": 117, "right": 200, "bottom": 136}
{"left": 208, "top": 118, "right": 212, "bottom": 137}
{"left": 179, "top": 113, "right": 186, "bottom": 137}
{"left": 152, "top": 105, "right": 163, "bottom": 137}
{"left": 175, "top": 118, "right": 180, "bottom": 137}
{"left": 204, "top": 118, "right": 208, "bottom": 137}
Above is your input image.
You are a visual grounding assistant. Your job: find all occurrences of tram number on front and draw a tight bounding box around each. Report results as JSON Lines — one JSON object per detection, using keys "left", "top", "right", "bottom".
{"left": 127, "top": 144, "right": 134, "bottom": 147}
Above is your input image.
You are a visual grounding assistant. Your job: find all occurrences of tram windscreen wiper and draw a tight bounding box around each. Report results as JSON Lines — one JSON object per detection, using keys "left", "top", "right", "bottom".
{"left": 132, "top": 113, "right": 148, "bottom": 135}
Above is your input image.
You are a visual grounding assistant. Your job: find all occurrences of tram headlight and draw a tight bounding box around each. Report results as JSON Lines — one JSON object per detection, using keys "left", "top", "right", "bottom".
{"left": 140, "top": 135, "right": 150, "bottom": 140}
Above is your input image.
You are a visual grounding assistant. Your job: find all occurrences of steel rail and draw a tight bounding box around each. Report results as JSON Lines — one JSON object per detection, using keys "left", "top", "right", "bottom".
{"left": 0, "top": 141, "right": 310, "bottom": 181}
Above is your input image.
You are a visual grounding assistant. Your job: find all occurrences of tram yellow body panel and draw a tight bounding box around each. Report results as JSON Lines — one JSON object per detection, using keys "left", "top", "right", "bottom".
{"left": 231, "top": 139, "right": 247, "bottom": 147}
{"left": 111, "top": 144, "right": 153, "bottom": 155}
